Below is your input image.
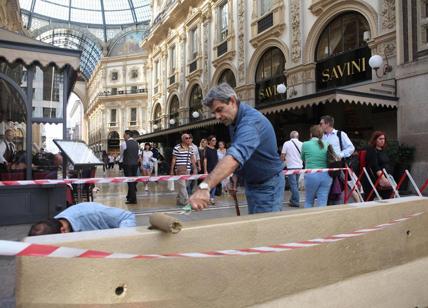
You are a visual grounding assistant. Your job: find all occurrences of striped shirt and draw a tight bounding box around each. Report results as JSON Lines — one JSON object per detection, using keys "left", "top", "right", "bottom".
{"left": 173, "top": 144, "right": 194, "bottom": 170}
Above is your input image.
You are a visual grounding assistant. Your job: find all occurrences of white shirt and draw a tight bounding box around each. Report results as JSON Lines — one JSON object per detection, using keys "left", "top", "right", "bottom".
{"left": 322, "top": 129, "right": 354, "bottom": 158}
{"left": 191, "top": 143, "right": 200, "bottom": 161}
{"left": 281, "top": 138, "right": 303, "bottom": 169}
{"left": 119, "top": 137, "right": 134, "bottom": 163}
{"left": 141, "top": 150, "right": 154, "bottom": 165}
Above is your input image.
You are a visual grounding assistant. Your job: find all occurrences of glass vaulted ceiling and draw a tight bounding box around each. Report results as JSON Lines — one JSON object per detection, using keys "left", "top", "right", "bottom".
{"left": 20, "top": 0, "right": 151, "bottom": 79}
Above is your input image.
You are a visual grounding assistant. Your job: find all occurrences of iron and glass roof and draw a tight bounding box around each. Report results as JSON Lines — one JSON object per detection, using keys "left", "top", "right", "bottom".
{"left": 20, "top": 0, "right": 151, "bottom": 79}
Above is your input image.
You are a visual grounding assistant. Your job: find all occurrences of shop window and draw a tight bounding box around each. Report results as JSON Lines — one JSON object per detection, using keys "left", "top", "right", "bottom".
{"left": 218, "top": 69, "right": 236, "bottom": 88}
{"left": 130, "top": 86, "right": 138, "bottom": 93}
{"left": 315, "top": 12, "right": 370, "bottom": 61}
{"left": 189, "top": 84, "right": 203, "bottom": 122}
{"left": 255, "top": 47, "right": 285, "bottom": 107}
{"left": 107, "top": 131, "right": 120, "bottom": 149}
{"left": 111, "top": 87, "right": 117, "bottom": 95}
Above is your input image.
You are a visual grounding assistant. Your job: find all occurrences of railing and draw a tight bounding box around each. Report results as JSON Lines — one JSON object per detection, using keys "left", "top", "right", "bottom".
{"left": 98, "top": 88, "right": 148, "bottom": 97}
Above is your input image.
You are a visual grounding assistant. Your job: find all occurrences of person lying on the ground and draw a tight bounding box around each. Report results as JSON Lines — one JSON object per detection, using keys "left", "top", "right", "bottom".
{"left": 28, "top": 202, "right": 136, "bottom": 236}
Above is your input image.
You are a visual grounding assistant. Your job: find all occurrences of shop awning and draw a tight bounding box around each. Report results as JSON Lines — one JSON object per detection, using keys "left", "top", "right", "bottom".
{"left": 137, "top": 118, "right": 220, "bottom": 141}
{"left": 259, "top": 89, "right": 398, "bottom": 115}
{"left": 0, "top": 28, "right": 81, "bottom": 70}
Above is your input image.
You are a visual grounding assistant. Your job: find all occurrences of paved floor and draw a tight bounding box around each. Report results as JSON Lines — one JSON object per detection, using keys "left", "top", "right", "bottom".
{"left": 0, "top": 166, "right": 304, "bottom": 307}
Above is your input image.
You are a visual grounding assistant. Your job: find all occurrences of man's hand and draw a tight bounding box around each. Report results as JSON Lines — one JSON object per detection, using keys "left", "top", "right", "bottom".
{"left": 189, "top": 189, "right": 210, "bottom": 211}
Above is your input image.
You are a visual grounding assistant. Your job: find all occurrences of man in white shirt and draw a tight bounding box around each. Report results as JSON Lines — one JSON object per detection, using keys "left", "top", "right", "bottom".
{"left": 281, "top": 131, "right": 303, "bottom": 207}
{"left": 320, "top": 115, "right": 355, "bottom": 205}
{"left": 0, "top": 129, "right": 16, "bottom": 171}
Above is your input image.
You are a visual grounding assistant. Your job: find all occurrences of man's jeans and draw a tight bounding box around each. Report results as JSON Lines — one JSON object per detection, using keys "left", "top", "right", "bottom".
{"left": 304, "top": 172, "right": 332, "bottom": 208}
{"left": 245, "top": 171, "right": 285, "bottom": 214}
{"left": 176, "top": 178, "right": 189, "bottom": 206}
{"left": 286, "top": 173, "right": 300, "bottom": 206}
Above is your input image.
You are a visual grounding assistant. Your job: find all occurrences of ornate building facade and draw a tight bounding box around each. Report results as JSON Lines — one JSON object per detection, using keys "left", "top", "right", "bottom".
{"left": 82, "top": 0, "right": 427, "bottom": 184}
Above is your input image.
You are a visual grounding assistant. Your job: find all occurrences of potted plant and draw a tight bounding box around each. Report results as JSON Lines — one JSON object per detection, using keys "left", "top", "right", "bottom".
{"left": 392, "top": 143, "right": 416, "bottom": 192}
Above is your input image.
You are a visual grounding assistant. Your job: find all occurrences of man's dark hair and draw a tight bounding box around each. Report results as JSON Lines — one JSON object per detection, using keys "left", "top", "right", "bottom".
{"left": 28, "top": 219, "right": 62, "bottom": 236}
{"left": 321, "top": 115, "right": 335, "bottom": 127}
{"left": 124, "top": 130, "right": 133, "bottom": 136}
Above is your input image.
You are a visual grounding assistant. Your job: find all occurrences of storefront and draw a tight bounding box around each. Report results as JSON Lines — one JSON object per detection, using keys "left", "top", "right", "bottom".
{"left": 0, "top": 28, "right": 80, "bottom": 224}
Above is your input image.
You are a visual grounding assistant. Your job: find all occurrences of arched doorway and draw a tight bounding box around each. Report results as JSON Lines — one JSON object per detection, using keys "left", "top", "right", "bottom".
{"left": 189, "top": 84, "right": 203, "bottom": 122}
{"left": 169, "top": 95, "right": 179, "bottom": 128}
{"left": 255, "top": 47, "right": 286, "bottom": 107}
{"left": 107, "top": 131, "right": 120, "bottom": 153}
{"left": 218, "top": 69, "right": 236, "bottom": 88}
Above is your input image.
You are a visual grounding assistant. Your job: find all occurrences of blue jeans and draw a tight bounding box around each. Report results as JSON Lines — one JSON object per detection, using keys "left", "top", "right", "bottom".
{"left": 286, "top": 174, "right": 300, "bottom": 205}
{"left": 304, "top": 172, "right": 332, "bottom": 208}
{"left": 245, "top": 171, "right": 285, "bottom": 214}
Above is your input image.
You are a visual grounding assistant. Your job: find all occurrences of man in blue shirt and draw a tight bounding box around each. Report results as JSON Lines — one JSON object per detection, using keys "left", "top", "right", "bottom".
{"left": 189, "top": 83, "right": 285, "bottom": 214}
{"left": 28, "top": 202, "right": 136, "bottom": 236}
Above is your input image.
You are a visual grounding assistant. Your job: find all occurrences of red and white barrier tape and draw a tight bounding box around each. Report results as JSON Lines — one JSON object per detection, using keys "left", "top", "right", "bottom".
{"left": 0, "top": 211, "right": 422, "bottom": 260}
{"left": 0, "top": 168, "right": 345, "bottom": 187}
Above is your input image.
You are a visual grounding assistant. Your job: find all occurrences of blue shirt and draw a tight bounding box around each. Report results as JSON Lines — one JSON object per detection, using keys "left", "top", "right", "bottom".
{"left": 322, "top": 129, "right": 355, "bottom": 159}
{"left": 227, "top": 103, "right": 283, "bottom": 184}
{"left": 55, "top": 202, "right": 136, "bottom": 232}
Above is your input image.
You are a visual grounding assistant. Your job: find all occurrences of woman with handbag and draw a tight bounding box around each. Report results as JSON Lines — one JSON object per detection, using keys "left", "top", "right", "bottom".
{"left": 301, "top": 125, "right": 333, "bottom": 208}
{"left": 363, "top": 131, "right": 392, "bottom": 201}
{"left": 170, "top": 134, "right": 197, "bottom": 206}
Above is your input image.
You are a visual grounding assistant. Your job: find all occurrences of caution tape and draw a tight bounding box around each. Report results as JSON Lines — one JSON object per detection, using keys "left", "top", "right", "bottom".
{"left": 0, "top": 168, "right": 345, "bottom": 187}
{"left": 0, "top": 211, "right": 422, "bottom": 260}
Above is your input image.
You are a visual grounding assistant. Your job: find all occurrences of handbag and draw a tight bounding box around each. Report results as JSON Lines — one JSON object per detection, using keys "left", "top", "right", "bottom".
{"left": 327, "top": 144, "right": 341, "bottom": 178}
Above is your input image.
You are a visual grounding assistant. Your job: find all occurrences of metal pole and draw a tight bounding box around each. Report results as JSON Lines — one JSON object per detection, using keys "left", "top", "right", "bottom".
{"left": 405, "top": 170, "right": 423, "bottom": 197}
{"left": 364, "top": 167, "right": 382, "bottom": 201}
{"left": 383, "top": 168, "right": 400, "bottom": 198}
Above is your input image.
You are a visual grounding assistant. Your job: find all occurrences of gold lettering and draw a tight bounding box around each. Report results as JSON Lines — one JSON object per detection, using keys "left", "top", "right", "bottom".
{"left": 361, "top": 57, "right": 366, "bottom": 72}
{"left": 331, "top": 67, "right": 340, "bottom": 79}
{"left": 322, "top": 69, "right": 330, "bottom": 82}
{"left": 351, "top": 59, "right": 362, "bottom": 74}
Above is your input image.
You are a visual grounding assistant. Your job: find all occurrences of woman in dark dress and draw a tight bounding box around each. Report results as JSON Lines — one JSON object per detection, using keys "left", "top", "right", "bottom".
{"left": 363, "top": 131, "right": 393, "bottom": 200}
{"left": 204, "top": 135, "right": 218, "bottom": 204}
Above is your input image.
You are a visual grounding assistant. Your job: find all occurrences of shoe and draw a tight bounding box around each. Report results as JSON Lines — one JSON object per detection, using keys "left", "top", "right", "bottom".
{"left": 145, "top": 185, "right": 149, "bottom": 191}
{"left": 125, "top": 201, "right": 137, "bottom": 205}
{"left": 210, "top": 198, "right": 215, "bottom": 205}
{"left": 289, "top": 203, "right": 300, "bottom": 208}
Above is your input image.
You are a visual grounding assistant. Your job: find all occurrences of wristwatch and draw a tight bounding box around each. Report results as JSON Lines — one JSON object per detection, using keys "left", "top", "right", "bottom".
{"left": 198, "top": 182, "right": 210, "bottom": 190}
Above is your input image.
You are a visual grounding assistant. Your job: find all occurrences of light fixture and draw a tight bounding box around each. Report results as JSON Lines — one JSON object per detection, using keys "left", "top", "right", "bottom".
{"left": 369, "top": 49, "right": 392, "bottom": 78}
{"left": 192, "top": 111, "right": 200, "bottom": 119}
{"left": 153, "top": 124, "right": 158, "bottom": 130}
{"left": 363, "top": 30, "right": 371, "bottom": 42}
{"left": 169, "top": 118, "right": 176, "bottom": 125}
{"left": 277, "top": 83, "right": 287, "bottom": 94}
{"left": 277, "top": 82, "right": 297, "bottom": 98}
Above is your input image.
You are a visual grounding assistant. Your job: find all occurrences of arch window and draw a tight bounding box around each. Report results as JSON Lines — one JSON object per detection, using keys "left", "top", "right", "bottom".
{"left": 218, "top": 69, "right": 236, "bottom": 88}
{"left": 316, "top": 12, "right": 370, "bottom": 61}
{"left": 255, "top": 47, "right": 285, "bottom": 107}
{"left": 315, "top": 12, "right": 372, "bottom": 91}
{"left": 153, "top": 103, "right": 162, "bottom": 131}
{"left": 189, "top": 85, "right": 203, "bottom": 122}
{"left": 169, "top": 96, "right": 179, "bottom": 127}
{"left": 107, "top": 131, "right": 120, "bottom": 149}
